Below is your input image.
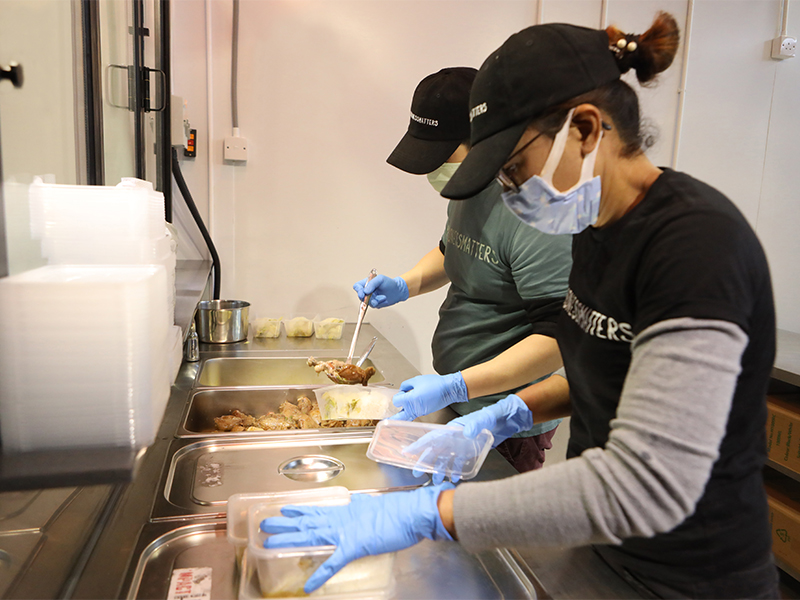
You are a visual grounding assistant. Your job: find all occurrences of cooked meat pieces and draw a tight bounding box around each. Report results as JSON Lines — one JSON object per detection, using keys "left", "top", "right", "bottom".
{"left": 255, "top": 413, "right": 294, "bottom": 430}
{"left": 345, "top": 419, "right": 375, "bottom": 427}
{"left": 306, "top": 357, "right": 376, "bottom": 385}
{"left": 212, "top": 396, "right": 376, "bottom": 433}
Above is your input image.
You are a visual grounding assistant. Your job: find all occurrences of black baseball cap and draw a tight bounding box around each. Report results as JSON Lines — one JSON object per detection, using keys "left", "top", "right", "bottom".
{"left": 387, "top": 67, "right": 477, "bottom": 175}
{"left": 441, "top": 24, "right": 621, "bottom": 199}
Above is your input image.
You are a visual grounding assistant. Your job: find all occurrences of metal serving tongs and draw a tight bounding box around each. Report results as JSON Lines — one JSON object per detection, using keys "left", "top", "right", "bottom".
{"left": 356, "top": 336, "right": 378, "bottom": 368}
{"left": 346, "top": 269, "right": 377, "bottom": 364}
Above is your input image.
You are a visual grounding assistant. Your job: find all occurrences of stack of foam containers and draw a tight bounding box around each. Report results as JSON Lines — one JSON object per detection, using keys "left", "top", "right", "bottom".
{"left": 0, "top": 178, "right": 180, "bottom": 452}
{"left": 0, "top": 265, "right": 169, "bottom": 451}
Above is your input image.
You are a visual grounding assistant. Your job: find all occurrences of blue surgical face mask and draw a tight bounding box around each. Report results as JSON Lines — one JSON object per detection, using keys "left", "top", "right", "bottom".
{"left": 427, "top": 161, "right": 461, "bottom": 194}
{"left": 501, "top": 108, "right": 602, "bottom": 235}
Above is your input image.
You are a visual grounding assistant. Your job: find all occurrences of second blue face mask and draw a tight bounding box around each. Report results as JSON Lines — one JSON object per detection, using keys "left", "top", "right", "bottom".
{"left": 501, "top": 108, "right": 602, "bottom": 235}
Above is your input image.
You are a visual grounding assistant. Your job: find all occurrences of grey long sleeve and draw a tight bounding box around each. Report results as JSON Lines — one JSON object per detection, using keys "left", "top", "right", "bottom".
{"left": 452, "top": 317, "right": 748, "bottom": 550}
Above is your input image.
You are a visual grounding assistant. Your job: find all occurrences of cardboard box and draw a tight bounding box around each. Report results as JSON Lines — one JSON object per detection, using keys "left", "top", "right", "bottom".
{"left": 764, "top": 471, "right": 800, "bottom": 572}
{"left": 766, "top": 394, "right": 800, "bottom": 475}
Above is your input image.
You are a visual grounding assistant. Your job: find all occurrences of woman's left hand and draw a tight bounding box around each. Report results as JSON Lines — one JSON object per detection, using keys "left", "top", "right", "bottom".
{"left": 260, "top": 484, "right": 455, "bottom": 593}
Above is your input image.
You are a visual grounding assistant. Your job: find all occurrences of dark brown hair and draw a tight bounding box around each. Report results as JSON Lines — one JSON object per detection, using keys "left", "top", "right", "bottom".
{"left": 535, "top": 12, "right": 681, "bottom": 157}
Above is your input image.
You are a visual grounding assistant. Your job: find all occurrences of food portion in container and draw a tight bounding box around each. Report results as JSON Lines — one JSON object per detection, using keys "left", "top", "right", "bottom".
{"left": 313, "top": 385, "right": 400, "bottom": 421}
{"left": 307, "top": 357, "right": 376, "bottom": 385}
{"left": 253, "top": 317, "right": 282, "bottom": 338}
{"left": 245, "top": 490, "right": 395, "bottom": 599}
{"left": 212, "top": 397, "right": 377, "bottom": 432}
{"left": 313, "top": 317, "right": 345, "bottom": 340}
{"left": 284, "top": 316, "right": 314, "bottom": 337}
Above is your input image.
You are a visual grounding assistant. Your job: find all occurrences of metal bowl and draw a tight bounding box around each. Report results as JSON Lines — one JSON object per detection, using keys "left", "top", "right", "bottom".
{"left": 195, "top": 300, "right": 250, "bottom": 343}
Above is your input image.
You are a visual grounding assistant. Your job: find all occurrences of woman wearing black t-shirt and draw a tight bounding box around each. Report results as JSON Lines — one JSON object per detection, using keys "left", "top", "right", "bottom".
{"left": 260, "top": 14, "right": 779, "bottom": 598}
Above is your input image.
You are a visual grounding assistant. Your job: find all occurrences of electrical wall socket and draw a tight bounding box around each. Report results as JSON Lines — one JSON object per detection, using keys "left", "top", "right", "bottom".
{"left": 224, "top": 136, "right": 248, "bottom": 161}
{"left": 772, "top": 35, "right": 797, "bottom": 60}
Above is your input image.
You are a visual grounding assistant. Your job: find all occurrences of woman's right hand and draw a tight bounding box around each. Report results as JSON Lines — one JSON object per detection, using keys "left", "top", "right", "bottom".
{"left": 353, "top": 274, "right": 409, "bottom": 308}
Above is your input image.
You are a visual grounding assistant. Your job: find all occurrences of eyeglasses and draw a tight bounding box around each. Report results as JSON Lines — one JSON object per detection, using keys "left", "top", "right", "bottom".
{"left": 496, "top": 130, "right": 545, "bottom": 194}
{"left": 495, "top": 120, "right": 613, "bottom": 194}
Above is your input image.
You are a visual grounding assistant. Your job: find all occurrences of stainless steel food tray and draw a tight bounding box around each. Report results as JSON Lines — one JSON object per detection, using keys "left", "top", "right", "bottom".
{"left": 195, "top": 356, "right": 386, "bottom": 388}
{"left": 152, "top": 433, "right": 423, "bottom": 520}
{"left": 125, "top": 520, "right": 550, "bottom": 599}
{"left": 177, "top": 387, "right": 380, "bottom": 438}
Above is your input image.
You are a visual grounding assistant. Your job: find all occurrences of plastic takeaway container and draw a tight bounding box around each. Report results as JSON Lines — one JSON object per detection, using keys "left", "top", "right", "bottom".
{"left": 367, "top": 420, "right": 494, "bottom": 482}
{"left": 312, "top": 385, "right": 400, "bottom": 421}
{"left": 242, "top": 489, "right": 394, "bottom": 599}
{"left": 226, "top": 487, "right": 350, "bottom": 568}
{"left": 313, "top": 318, "right": 345, "bottom": 340}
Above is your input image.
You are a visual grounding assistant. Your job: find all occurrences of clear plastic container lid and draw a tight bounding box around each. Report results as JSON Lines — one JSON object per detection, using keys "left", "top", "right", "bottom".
{"left": 366, "top": 420, "right": 494, "bottom": 481}
{"left": 313, "top": 385, "right": 400, "bottom": 421}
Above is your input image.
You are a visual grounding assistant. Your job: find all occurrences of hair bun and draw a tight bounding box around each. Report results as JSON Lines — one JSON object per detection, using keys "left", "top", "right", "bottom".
{"left": 606, "top": 12, "right": 680, "bottom": 84}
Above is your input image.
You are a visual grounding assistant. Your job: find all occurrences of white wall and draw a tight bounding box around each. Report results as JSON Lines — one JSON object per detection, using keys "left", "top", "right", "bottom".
{"left": 171, "top": 0, "right": 800, "bottom": 375}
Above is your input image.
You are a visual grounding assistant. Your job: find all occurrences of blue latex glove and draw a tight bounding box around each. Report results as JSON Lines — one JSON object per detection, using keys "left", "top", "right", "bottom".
{"left": 403, "top": 427, "right": 468, "bottom": 485}
{"left": 261, "top": 484, "right": 455, "bottom": 593}
{"left": 388, "top": 372, "right": 469, "bottom": 422}
{"left": 449, "top": 394, "right": 533, "bottom": 448}
{"left": 353, "top": 274, "right": 409, "bottom": 309}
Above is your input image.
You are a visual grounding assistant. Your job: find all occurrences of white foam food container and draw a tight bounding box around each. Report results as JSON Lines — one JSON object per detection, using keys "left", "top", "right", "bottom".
{"left": 313, "top": 385, "right": 400, "bottom": 421}
{"left": 244, "top": 489, "right": 394, "bottom": 599}
{"left": 366, "top": 420, "right": 494, "bottom": 481}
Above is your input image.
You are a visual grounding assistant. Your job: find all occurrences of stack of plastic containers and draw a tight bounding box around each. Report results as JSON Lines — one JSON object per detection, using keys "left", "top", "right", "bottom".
{"left": 28, "top": 176, "right": 177, "bottom": 323}
{"left": 0, "top": 265, "right": 170, "bottom": 451}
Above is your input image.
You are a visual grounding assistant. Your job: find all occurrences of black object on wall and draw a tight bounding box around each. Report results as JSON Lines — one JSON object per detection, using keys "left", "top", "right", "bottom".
{"left": 80, "top": 0, "right": 104, "bottom": 185}
{"left": 171, "top": 147, "right": 221, "bottom": 299}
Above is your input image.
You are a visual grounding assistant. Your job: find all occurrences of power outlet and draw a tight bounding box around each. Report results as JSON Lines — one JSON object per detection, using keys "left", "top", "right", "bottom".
{"left": 224, "top": 136, "right": 248, "bottom": 161}
{"left": 772, "top": 35, "right": 797, "bottom": 60}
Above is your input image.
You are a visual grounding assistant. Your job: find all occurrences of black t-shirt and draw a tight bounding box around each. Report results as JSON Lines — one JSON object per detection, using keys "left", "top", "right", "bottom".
{"left": 559, "top": 169, "right": 776, "bottom": 580}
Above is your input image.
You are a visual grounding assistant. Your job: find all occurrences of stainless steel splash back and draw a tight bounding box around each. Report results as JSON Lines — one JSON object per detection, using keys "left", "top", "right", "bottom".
{"left": 152, "top": 433, "right": 422, "bottom": 520}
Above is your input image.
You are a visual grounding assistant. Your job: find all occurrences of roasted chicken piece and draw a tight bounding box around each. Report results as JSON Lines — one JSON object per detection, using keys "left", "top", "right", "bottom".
{"left": 254, "top": 413, "right": 294, "bottom": 431}
{"left": 212, "top": 397, "right": 376, "bottom": 433}
{"left": 279, "top": 400, "right": 318, "bottom": 429}
{"left": 214, "top": 409, "right": 258, "bottom": 431}
{"left": 307, "top": 357, "right": 376, "bottom": 385}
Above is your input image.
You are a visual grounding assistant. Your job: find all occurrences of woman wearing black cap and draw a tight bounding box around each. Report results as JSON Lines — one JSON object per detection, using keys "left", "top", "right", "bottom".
{"left": 262, "top": 13, "right": 779, "bottom": 598}
{"left": 353, "top": 66, "right": 572, "bottom": 475}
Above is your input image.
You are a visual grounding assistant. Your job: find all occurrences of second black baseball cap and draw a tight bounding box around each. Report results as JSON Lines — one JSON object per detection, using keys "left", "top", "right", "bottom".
{"left": 441, "top": 24, "right": 621, "bottom": 199}
{"left": 387, "top": 67, "right": 477, "bottom": 175}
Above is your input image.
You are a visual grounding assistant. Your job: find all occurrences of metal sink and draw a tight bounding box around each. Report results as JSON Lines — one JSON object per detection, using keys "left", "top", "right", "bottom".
{"left": 195, "top": 356, "right": 384, "bottom": 387}
{"left": 177, "top": 387, "right": 375, "bottom": 438}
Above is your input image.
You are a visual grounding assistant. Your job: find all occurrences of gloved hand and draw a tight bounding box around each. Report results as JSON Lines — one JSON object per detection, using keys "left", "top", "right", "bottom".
{"left": 449, "top": 394, "right": 533, "bottom": 448}
{"left": 261, "top": 484, "right": 455, "bottom": 593}
{"left": 353, "top": 274, "right": 409, "bottom": 309}
{"left": 403, "top": 427, "right": 468, "bottom": 485}
{"left": 388, "top": 372, "right": 469, "bottom": 422}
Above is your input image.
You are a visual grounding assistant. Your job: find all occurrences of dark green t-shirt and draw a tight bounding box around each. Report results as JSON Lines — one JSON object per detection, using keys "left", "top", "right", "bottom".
{"left": 432, "top": 182, "right": 572, "bottom": 436}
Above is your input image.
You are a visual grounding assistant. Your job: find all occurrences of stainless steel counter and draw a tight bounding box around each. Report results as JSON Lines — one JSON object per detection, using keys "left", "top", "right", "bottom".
{"left": 2, "top": 322, "right": 641, "bottom": 599}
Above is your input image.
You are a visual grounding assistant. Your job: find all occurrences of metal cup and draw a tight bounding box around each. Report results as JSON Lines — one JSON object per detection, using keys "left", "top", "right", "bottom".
{"left": 195, "top": 300, "right": 250, "bottom": 343}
